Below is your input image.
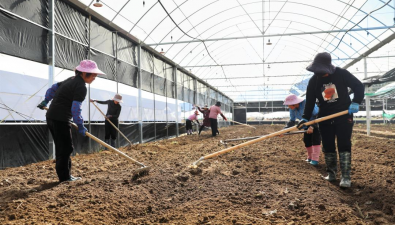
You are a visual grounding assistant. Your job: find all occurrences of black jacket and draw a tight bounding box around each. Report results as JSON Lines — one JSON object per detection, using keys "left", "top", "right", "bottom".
{"left": 303, "top": 67, "right": 364, "bottom": 120}
{"left": 96, "top": 100, "right": 121, "bottom": 121}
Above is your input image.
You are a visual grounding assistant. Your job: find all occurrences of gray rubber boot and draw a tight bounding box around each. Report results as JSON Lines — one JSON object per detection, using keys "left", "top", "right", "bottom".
{"left": 324, "top": 152, "right": 337, "bottom": 182}
{"left": 339, "top": 152, "right": 351, "bottom": 188}
{"left": 104, "top": 139, "right": 110, "bottom": 150}
{"left": 110, "top": 139, "right": 116, "bottom": 148}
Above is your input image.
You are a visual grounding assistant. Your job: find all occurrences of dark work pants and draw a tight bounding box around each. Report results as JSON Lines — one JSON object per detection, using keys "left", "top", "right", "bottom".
{"left": 303, "top": 127, "right": 321, "bottom": 147}
{"left": 210, "top": 118, "right": 218, "bottom": 136}
{"left": 319, "top": 115, "right": 353, "bottom": 153}
{"left": 47, "top": 119, "right": 73, "bottom": 182}
{"left": 186, "top": 119, "right": 192, "bottom": 130}
{"left": 105, "top": 119, "right": 118, "bottom": 140}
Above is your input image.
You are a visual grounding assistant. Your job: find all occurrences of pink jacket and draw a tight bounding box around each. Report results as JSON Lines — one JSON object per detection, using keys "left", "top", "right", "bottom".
{"left": 188, "top": 114, "right": 198, "bottom": 121}
{"left": 209, "top": 105, "right": 222, "bottom": 119}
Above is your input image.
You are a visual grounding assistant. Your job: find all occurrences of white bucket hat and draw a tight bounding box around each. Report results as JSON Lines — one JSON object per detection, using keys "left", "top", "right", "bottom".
{"left": 112, "top": 94, "right": 123, "bottom": 103}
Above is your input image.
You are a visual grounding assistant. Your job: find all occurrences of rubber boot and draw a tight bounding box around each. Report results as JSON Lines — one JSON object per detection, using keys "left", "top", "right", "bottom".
{"left": 305, "top": 146, "right": 312, "bottom": 163}
{"left": 339, "top": 152, "right": 351, "bottom": 188}
{"left": 104, "top": 139, "right": 110, "bottom": 150}
{"left": 324, "top": 152, "right": 337, "bottom": 181}
{"left": 310, "top": 145, "right": 321, "bottom": 166}
{"left": 110, "top": 139, "right": 116, "bottom": 148}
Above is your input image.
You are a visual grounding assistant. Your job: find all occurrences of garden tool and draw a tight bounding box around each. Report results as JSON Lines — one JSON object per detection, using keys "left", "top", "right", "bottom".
{"left": 228, "top": 119, "right": 256, "bottom": 129}
{"left": 43, "top": 107, "right": 150, "bottom": 179}
{"left": 191, "top": 110, "right": 348, "bottom": 168}
{"left": 91, "top": 102, "right": 133, "bottom": 146}
{"left": 222, "top": 130, "right": 307, "bottom": 144}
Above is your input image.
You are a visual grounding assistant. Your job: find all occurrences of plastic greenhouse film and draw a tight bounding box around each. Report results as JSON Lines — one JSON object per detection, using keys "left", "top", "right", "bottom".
{"left": 0, "top": 125, "right": 49, "bottom": 169}
{"left": 0, "top": 10, "right": 47, "bottom": 64}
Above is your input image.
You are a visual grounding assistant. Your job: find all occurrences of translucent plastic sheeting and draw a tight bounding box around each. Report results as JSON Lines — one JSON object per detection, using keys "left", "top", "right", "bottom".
{"left": 77, "top": 0, "right": 394, "bottom": 100}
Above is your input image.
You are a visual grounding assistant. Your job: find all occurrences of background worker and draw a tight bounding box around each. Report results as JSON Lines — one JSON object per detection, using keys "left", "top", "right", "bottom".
{"left": 197, "top": 105, "right": 211, "bottom": 135}
{"left": 90, "top": 94, "right": 122, "bottom": 148}
{"left": 37, "top": 60, "right": 104, "bottom": 182}
{"left": 298, "top": 52, "right": 364, "bottom": 188}
{"left": 209, "top": 102, "right": 227, "bottom": 137}
{"left": 186, "top": 111, "right": 200, "bottom": 135}
{"left": 283, "top": 94, "right": 321, "bottom": 165}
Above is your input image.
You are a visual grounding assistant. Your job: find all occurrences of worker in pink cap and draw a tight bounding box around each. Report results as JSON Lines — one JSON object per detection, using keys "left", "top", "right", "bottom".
{"left": 283, "top": 94, "right": 321, "bottom": 165}
{"left": 186, "top": 111, "right": 200, "bottom": 135}
{"left": 37, "top": 60, "right": 105, "bottom": 182}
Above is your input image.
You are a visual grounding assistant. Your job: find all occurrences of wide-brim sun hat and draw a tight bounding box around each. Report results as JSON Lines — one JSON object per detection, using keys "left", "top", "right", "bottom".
{"left": 75, "top": 60, "right": 105, "bottom": 75}
{"left": 112, "top": 93, "right": 123, "bottom": 103}
{"left": 306, "top": 52, "right": 336, "bottom": 74}
{"left": 283, "top": 94, "right": 304, "bottom": 105}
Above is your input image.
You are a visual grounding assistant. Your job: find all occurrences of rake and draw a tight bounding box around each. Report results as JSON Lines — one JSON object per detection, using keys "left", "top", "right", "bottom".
{"left": 91, "top": 101, "right": 133, "bottom": 145}
{"left": 191, "top": 110, "right": 348, "bottom": 168}
{"left": 43, "top": 107, "right": 149, "bottom": 179}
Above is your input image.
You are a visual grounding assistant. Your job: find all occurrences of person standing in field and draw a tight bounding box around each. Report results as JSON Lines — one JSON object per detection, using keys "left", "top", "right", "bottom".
{"left": 37, "top": 60, "right": 105, "bottom": 182}
{"left": 297, "top": 52, "right": 364, "bottom": 188}
{"left": 196, "top": 105, "right": 211, "bottom": 135}
{"left": 209, "top": 102, "right": 227, "bottom": 137}
{"left": 283, "top": 94, "right": 321, "bottom": 165}
{"left": 90, "top": 94, "right": 122, "bottom": 148}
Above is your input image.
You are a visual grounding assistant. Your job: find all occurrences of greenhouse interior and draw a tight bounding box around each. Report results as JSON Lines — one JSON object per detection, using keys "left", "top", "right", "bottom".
{"left": 1, "top": 0, "right": 395, "bottom": 224}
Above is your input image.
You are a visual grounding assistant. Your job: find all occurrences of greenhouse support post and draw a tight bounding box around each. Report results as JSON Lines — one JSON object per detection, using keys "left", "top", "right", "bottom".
{"left": 174, "top": 66, "right": 179, "bottom": 137}
{"left": 364, "top": 57, "right": 371, "bottom": 136}
{"left": 48, "top": 0, "right": 55, "bottom": 159}
{"left": 137, "top": 44, "right": 143, "bottom": 143}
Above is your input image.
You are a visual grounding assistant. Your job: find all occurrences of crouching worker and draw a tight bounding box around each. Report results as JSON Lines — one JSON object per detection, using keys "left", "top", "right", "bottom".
{"left": 90, "top": 94, "right": 122, "bottom": 148}
{"left": 186, "top": 111, "right": 200, "bottom": 135}
{"left": 283, "top": 94, "right": 321, "bottom": 165}
{"left": 37, "top": 60, "right": 105, "bottom": 182}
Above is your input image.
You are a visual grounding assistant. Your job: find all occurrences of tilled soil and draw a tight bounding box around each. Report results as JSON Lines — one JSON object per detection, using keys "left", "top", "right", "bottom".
{"left": 1, "top": 124, "right": 395, "bottom": 225}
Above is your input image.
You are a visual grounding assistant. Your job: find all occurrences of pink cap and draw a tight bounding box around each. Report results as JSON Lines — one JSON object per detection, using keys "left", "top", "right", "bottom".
{"left": 75, "top": 60, "right": 105, "bottom": 75}
{"left": 283, "top": 94, "right": 304, "bottom": 105}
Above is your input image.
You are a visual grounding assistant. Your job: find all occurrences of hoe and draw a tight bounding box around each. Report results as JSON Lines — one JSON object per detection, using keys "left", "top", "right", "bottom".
{"left": 191, "top": 110, "right": 348, "bottom": 168}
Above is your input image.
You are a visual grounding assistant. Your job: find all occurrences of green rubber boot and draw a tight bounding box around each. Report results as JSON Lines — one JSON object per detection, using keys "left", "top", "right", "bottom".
{"left": 339, "top": 152, "right": 351, "bottom": 188}
{"left": 324, "top": 152, "right": 337, "bottom": 182}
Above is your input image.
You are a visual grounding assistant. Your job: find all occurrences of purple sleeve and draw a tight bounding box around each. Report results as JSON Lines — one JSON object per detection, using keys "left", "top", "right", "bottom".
{"left": 71, "top": 101, "right": 84, "bottom": 125}
{"left": 44, "top": 83, "right": 59, "bottom": 102}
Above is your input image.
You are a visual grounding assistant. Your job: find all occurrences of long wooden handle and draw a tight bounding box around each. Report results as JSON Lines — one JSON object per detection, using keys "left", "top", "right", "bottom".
{"left": 229, "top": 119, "right": 256, "bottom": 129}
{"left": 92, "top": 101, "right": 133, "bottom": 145}
{"left": 43, "top": 107, "right": 145, "bottom": 167}
{"left": 202, "top": 110, "right": 348, "bottom": 160}
{"left": 224, "top": 130, "right": 306, "bottom": 142}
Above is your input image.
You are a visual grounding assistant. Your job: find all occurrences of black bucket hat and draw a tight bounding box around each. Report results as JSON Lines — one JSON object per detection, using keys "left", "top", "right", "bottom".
{"left": 215, "top": 101, "right": 221, "bottom": 107}
{"left": 306, "top": 52, "right": 336, "bottom": 74}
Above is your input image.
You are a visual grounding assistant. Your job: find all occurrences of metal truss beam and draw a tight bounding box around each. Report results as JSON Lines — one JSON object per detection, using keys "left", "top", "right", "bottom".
{"left": 146, "top": 26, "right": 393, "bottom": 46}
{"left": 183, "top": 55, "right": 395, "bottom": 68}
{"left": 203, "top": 71, "right": 383, "bottom": 80}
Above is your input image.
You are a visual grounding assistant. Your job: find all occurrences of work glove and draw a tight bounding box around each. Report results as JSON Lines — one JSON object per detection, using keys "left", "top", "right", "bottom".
{"left": 77, "top": 124, "right": 87, "bottom": 136}
{"left": 223, "top": 116, "right": 227, "bottom": 121}
{"left": 297, "top": 118, "right": 309, "bottom": 130}
{"left": 348, "top": 102, "right": 359, "bottom": 115}
{"left": 37, "top": 99, "right": 49, "bottom": 110}
{"left": 106, "top": 115, "right": 113, "bottom": 118}
{"left": 284, "top": 120, "right": 295, "bottom": 129}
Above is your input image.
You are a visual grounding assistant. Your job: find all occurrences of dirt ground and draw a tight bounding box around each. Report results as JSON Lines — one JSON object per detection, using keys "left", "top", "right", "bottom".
{"left": 1, "top": 124, "right": 395, "bottom": 225}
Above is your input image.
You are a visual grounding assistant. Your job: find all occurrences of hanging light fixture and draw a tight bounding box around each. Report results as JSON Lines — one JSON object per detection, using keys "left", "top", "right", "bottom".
{"left": 266, "top": 39, "right": 272, "bottom": 45}
{"left": 93, "top": 0, "right": 103, "bottom": 7}
{"left": 267, "top": 64, "right": 271, "bottom": 69}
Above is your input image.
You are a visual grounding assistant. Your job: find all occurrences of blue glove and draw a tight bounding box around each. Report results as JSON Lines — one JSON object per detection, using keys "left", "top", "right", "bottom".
{"left": 297, "top": 118, "right": 309, "bottom": 130}
{"left": 77, "top": 124, "right": 87, "bottom": 136}
{"left": 348, "top": 102, "right": 359, "bottom": 115}
{"left": 37, "top": 99, "right": 49, "bottom": 110}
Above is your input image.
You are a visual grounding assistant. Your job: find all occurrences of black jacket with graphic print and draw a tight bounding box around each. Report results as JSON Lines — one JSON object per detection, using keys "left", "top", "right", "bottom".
{"left": 302, "top": 67, "right": 364, "bottom": 120}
